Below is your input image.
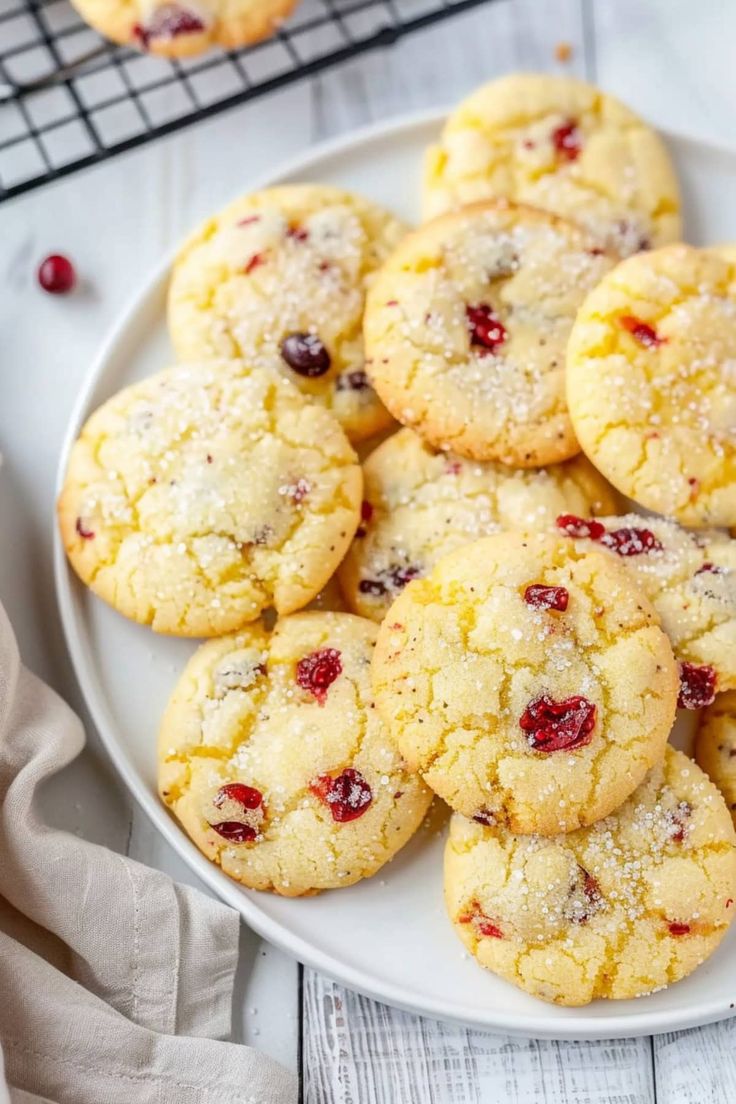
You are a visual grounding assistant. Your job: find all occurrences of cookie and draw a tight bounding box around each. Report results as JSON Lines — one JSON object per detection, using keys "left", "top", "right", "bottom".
{"left": 423, "top": 73, "right": 681, "bottom": 254}
{"left": 372, "top": 531, "right": 679, "bottom": 834}
{"left": 158, "top": 612, "right": 433, "bottom": 895}
{"left": 364, "top": 200, "right": 616, "bottom": 465}
{"left": 567, "top": 244, "right": 736, "bottom": 527}
{"left": 554, "top": 512, "right": 736, "bottom": 700}
{"left": 58, "top": 361, "right": 362, "bottom": 636}
{"left": 695, "top": 692, "right": 736, "bottom": 826}
{"left": 69, "top": 0, "right": 297, "bottom": 58}
{"left": 339, "top": 428, "right": 619, "bottom": 622}
{"left": 168, "top": 185, "right": 406, "bottom": 441}
{"left": 445, "top": 748, "right": 736, "bottom": 1006}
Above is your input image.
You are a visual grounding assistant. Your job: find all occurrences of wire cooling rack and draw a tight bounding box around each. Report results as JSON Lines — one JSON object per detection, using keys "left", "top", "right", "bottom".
{"left": 0, "top": 0, "right": 491, "bottom": 200}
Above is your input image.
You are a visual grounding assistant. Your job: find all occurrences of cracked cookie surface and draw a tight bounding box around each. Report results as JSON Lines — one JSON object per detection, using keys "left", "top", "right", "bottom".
{"left": 372, "top": 531, "right": 679, "bottom": 834}
{"left": 364, "top": 200, "right": 616, "bottom": 464}
{"left": 339, "top": 428, "right": 619, "bottom": 622}
{"left": 445, "top": 747, "right": 736, "bottom": 1005}
{"left": 168, "top": 184, "right": 406, "bottom": 441}
{"left": 69, "top": 0, "right": 297, "bottom": 58}
{"left": 567, "top": 244, "right": 736, "bottom": 527}
{"left": 158, "top": 611, "right": 433, "bottom": 895}
{"left": 58, "top": 360, "right": 362, "bottom": 636}
{"left": 695, "top": 692, "right": 736, "bottom": 827}
{"left": 555, "top": 512, "right": 736, "bottom": 693}
{"left": 422, "top": 72, "right": 681, "bottom": 254}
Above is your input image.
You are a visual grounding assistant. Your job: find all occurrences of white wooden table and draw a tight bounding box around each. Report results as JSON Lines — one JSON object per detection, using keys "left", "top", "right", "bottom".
{"left": 3, "top": 0, "right": 736, "bottom": 1098}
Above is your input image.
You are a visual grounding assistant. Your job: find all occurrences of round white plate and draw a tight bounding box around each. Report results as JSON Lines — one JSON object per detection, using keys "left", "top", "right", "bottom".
{"left": 55, "top": 109, "right": 736, "bottom": 1039}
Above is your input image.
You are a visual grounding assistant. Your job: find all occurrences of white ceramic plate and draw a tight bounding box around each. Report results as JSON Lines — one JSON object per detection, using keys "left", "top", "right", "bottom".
{"left": 55, "top": 110, "right": 736, "bottom": 1039}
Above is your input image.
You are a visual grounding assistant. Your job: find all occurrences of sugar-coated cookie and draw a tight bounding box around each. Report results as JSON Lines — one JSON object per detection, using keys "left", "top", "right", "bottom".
{"left": 339, "top": 428, "right": 619, "bottom": 622}
{"left": 168, "top": 185, "right": 406, "bottom": 441}
{"left": 364, "top": 200, "right": 615, "bottom": 464}
{"left": 695, "top": 692, "right": 736, "bottom": 826}
{"left": 158, "top": 612, "right": 433, "bottom": 895}
{"left": 58, "top": 361, "right": 362, "bottom": 636}
{"left": 69, "top": 0, "right": 297, "bottom": 57}
{"left": 445, "top": 748, "right": 736, "bottom": 1006}
{"left": 567, "top": 244, "right": 736, "bottom": 527}
{"left": 554, "top": 512, "right": 736, "bottom": 700}
{"left": 372, "top": 532, "right": 679, "bottom": 834}
{"left": 423, "top": 73, "right": 681, "bottom": 254}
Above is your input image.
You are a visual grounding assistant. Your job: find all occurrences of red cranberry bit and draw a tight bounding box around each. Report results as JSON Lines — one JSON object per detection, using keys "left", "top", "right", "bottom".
{"left": 296, "top": 648, "right": 343, "bottom": 703}
{"left": 336, "top": 369, "right": 370, "bottom": 392}
{"left": 668, "top": 921, "right": 691, "bottom": 936}
{"left": 619, "top": 315, "right": 665, "bottom": 348}
{"left": 466, "top": 304, "right": 507, "bottom": 355}
{"left": 210, "top": 821, "right": 257, "bottom": 843}
{"left": 75, "top": 517, "right": 95, "bottom": 540}
{"left": 551, "top": 119, "right": 582, "bottom": 161}
{"left": 310, "top": 768, "right": 372, "bottom": 822}
{"left": 696, "top": 562, "right": 724, "bottom": 576}
{"left": 556, "top": 514, "right": 605, "bottom": 540}
{"left": 361, "top": 500, "right": 374, "bottom": 523}
{"left": 524, "top": 584, "right": 569, "bottom": 612}
{"left": 214, "top": 782, "right": 263, "bottom": 811}
{"left": 237, "top": 215, "right": 261, "bottom": 227}
{"left": 133, "top": 4, "right": 204, "bottom": 45}
{"left": 665, "top": 801, "right": 692, "bottom": 844}
{"left": 600, "top": 527, "right": 662, "bottom": 556}
{"left": 358, "top": 563, "right": 421, "bottom": 598}
{"left": 458, "top": 902, "right": 503, "bottom": 939}
{"left": 569, "top": 868, "right": 603, "bottom": 924}
{"left": 520, "top": 694, "right": 597, "bottom": 752}
{"left": 244, "top": 253, "right": 265, "bottom": 275}
{"left": 678, "top": 663, "right": 717, "bottom": 709}
{"left": 290, "top": 478, "right": 310, "bottom": 504}
{"left": 359, "top": 578, "right": 388, "bottom": 597}
{"left": 280, "top": 332, "right": 331, "bottom": 377}
{"left": 38, "top": 254, "right": 75, "bottom": 294}
{"left": 286, "top": 224, "right": 309, "bottom": 242}
{"left": 472, "top": 809, "right": 495, "bottom": 827}
{"left": 444, "top": 460, "right": 462, "bottom": 475}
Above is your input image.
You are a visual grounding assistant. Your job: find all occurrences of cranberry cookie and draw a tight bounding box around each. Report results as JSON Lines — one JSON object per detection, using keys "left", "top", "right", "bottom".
{"left": 695, "top": 692, "right": 736, "bottom": 827}
{"left": 364, "top": 200, "right": 615, "bottom": 464}
{"left": 168, "top": 185, "right": 406, "bottom": 441}
{"left": 58, "top": 361, "right": 361, "bottom": 636}
{"left": 339, "top": 428, "right": 619, "bottom": 622}
{"left": 445, "top": 748, "right": 736, "bottom": 1005}
{"left": 372, "top": 532, "right": 679, "bottom": 834}
{"left": 158, "top": 612, "right": 433, "bottom": 895}
{"left": 423, "top": 73, "right": 681, "bottom": 254}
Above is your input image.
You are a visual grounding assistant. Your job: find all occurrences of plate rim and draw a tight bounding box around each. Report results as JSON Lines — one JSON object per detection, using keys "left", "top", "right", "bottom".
{"left": 53, "top": 107, "right": 736, "bottom": 1039}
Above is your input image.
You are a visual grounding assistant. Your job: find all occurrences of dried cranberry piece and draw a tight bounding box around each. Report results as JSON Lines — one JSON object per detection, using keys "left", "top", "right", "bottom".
{"left": 551, "top": 119, "right": 582, "bottom": 160}
{"left": 678, "top": 663, "right": 717, "bottom": 709}
{"left": 466, "top": 304, "right": 507, "bottom": 354}
{"left": 520, "top": 694, "right": 597, "bottom": 751}
{"left": 335, "top": 369, "right": 370, "bottom": 392}
{"left": 237, "top": 215, "right": 261, "bottom": 227}
{"left": 472, "top": 809, "right": 495, "bottom": 826}
{"left": 599, "top": 527, "right": 662, "bottom": 556}
{"left": 458, "top": 901, "right": 503, "bottom": 939}
{"left": 668, "top": 921, "right": 691, "bottom": 936}
{"left": 133, "top": 4, "right": 205, "bottom": 45}
{"left": 280, "top": 332, "right": 331, "bottom": 377}
{"left": 696, "top": 562, "right": 724, "bottom": 576}
{"left": 524, "top": 584, "right": 569, "bottom": 612}
{"left": 38, "top": 253, "right": 76, "bottom": 294}
{"left": 619, "top": 315, "right": 665, "bottom": 348}
{"left": 76, "top": 518, "right": 95, "bottom": 540}
{"left": 358, "top": 563, "right": 421, "bottom": 599}
{"left": 568, "top": 868, "right": 604, "bottom": 924}
{"left": 358, "top": 578, "right": 387, "bottom": 597}
{"left": 556, "top": 514, "right": 605, "bottom": 540}
{"left": 290, "top": 478, "right": 310, "bottom": 504}
{"left": 210, "top": 821, "right": 257, "bottom": 843}
{"left": 296, "top": 648, "right": 342, "bottom": 703}
{"left": 244, "top": 253, "right": 265, "bottom": 274}
{"left": 665, "top": 801, "right": 692, "bottom": 843}
{"left": 361, "top": 501, "right": 374, "bottom": 523}
{"left": 214, "top": 782, "right": 263, "bottom": 811}
{"left": 310, "top": 768, "right": 373, "bottom": 822}
{"left": 286, "top": 224, "right": 308, "bottom": 242}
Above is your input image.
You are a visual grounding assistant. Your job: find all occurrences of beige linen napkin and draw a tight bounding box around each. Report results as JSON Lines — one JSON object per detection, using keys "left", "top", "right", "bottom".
{"left": 0, "top": 601, "right": 297, "bottom": 1104}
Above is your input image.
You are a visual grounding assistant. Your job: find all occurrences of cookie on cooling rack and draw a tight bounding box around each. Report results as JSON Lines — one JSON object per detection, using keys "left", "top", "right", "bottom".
{"left": 168, "top": 184, "right": 406, "bottom": 441}
{"left": 445, "top": 747, "right": 736, "bottom": 1006}
{"left": 339, "top": 428, "right": 619, "bottom": 622}
{"left": 554, "top": 512, "right": 736, "bottom": 702}
{"left": 158, "top": 611, "right": 433, "bottom": 895}
{"left": 69, "top": 0, "right": 298, "bottom": 58}
{"left": 364, "top": 199, "right": 616, "bottom": 465}
{"left": 372, "top": 531, "right": 679, "bottom": 835}
{"left": 567, "top": 244, "right": 736, "bottom": 528}
{"left": 58, "top": 360, "right": 361, "bottom": 636}
{"left": 422, "top": 72, "right": 681, "bottom": 254}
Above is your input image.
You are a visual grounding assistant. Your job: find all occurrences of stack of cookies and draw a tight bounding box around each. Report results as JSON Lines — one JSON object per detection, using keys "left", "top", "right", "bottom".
{"left": 59, "top": 73, "right": 736, "bottom": 1008}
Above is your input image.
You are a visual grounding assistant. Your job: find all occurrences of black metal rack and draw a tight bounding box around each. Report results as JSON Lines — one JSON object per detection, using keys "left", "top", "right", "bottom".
{"left": 0, "top": 0, "right": 490, "bottom": 200}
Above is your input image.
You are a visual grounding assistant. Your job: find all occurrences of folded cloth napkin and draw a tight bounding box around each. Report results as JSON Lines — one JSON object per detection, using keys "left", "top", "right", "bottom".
{"left": 0, "top": 601, "right": 297, "bottom": 1104}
